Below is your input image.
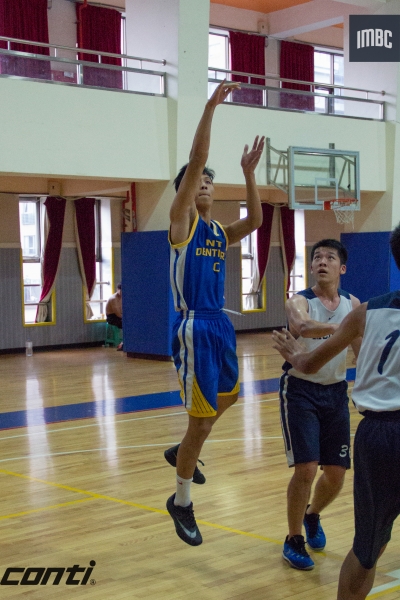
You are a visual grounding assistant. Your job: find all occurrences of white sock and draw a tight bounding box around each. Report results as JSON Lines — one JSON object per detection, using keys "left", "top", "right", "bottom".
{"left": 174, "top": 475, "right": 192, "bottom": 507}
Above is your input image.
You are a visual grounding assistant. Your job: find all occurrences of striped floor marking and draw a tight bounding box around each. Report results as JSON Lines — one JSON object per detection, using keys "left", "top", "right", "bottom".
{"left": 369, "top": 570, "right": 400, "bottom": 598}
{"left": 0, "top": 369, "right": 356, "bottom": 431}
{"left": 0, "top": 497, "right": 97, "bottom": 521}
{"left": 0, "top": 469, "right": 280, "bottom": 544}
{"left": 0, "top": 468, "right": 396, "bottom": 598}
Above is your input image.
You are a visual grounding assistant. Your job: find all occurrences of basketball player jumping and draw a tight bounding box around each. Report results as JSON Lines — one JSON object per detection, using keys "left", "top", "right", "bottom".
{"left": 164, "top": 79, "right": 265, "bottom": 546}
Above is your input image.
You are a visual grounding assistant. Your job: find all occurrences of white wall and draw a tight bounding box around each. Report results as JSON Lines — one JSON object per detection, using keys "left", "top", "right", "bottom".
{"left": 0, "top": 77, "right": 170, "bottom": 182}
{"left": 208, "top": 103, "right": 386, "bottom": 192}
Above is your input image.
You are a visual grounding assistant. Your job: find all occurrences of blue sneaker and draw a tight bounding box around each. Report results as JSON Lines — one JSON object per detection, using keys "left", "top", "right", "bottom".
{"left": 283, "top": 535, "right": 314, "bottom": 570}
{"left": 304, "top": 509, "right": 326, "bottom": 551}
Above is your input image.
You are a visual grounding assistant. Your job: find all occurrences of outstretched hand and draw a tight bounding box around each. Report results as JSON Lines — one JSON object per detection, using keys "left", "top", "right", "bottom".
{"left": 207, "top": 79, "right": 241, "bottom": 108}
{"left": 272, "top": 329, "right": 305, "bottom": 361}
{"left": 241, "top": 136, "right": 265, "bottom": 175}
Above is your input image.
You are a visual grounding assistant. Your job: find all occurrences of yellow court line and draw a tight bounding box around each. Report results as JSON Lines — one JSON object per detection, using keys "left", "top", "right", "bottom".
{"left": 0, "top": 469, "right": 164, "bottom": 514}
{"left": 2, "top": 468, "right": 397, "bottom": 592}
{"left": 196, "top": 520, "right": 281, "bottom": 544}
{"left": 0, "top": 497, "right": 96, "bottom": 520}
{"left": 0, "top": 469, "right": 281, "bottom": 544}
{"left": 368, "top": 584, "right": 400, "bottom": 599}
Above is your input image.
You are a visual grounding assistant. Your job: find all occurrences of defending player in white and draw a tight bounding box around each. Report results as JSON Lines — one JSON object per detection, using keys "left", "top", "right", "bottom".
{"left": 273, "top": 222, "right": 400, "bottom": 600}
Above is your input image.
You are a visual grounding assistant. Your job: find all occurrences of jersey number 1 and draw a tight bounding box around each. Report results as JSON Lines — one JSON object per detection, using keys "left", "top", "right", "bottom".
{"left": 377, "top": 330, "right": 400, "bottom": 374}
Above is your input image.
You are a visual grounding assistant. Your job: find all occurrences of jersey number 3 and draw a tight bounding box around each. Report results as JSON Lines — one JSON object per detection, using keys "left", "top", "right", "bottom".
{"left": 377, "top": 330, "right": 400, "bottom": 374}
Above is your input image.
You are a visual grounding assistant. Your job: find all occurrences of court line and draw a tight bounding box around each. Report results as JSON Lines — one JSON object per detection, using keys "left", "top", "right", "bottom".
{"left": 3, "top": 467, "right": 393, "bottom": 586}
{"left": 0, "top": 469, "right": 281, "bottom": 544}
{"left": 0, "top": 437, "right": 285, "bottom": 464}
{"left": 0, "top": 496, "right": 96, "bottom": 521}
{"left": 368, "top": 583, "right": 400, "bottom": 598}
{"left": 0, "top": 396, "right": 281, "bottom": 442}
{"left": 0, "top": 384, "right": 355, "bottom": 444}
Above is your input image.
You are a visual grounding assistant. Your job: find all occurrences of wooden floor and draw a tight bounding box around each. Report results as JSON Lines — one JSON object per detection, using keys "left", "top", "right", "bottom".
{"left": 0, "top": 332, "right": 399, "bottom": 599}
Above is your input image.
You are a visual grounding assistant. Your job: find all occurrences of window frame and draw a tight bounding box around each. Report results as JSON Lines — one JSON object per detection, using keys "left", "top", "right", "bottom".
{"left": 314, "top": 48, "right": 344, "bottom": 116}
{"left": 239, "top": 206, "right": 266, "bottom": 314}
{"left": 19, "top": 197, "right": 56, "bottom": 327}
{"left": 83, "top": 198, "right": 112, "bottom": 324}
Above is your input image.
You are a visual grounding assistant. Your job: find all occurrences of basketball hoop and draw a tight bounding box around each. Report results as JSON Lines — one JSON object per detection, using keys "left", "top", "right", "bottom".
{"left": 323, "top": 198, "right": 358, "bottom": 227}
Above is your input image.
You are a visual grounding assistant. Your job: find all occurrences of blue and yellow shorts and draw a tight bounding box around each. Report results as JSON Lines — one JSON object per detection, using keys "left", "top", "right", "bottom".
{"left": 172, "top": 310, "right": 239, "bottom": 417}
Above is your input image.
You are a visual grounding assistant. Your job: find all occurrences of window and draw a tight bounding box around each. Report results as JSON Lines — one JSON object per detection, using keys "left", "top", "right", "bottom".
{"left": 19, "top": 199, "right": 43, "bottom": 324}
{"left": 240, "top": 206, "right": 265, "bottom": 311}
{"left": 121, "top": 14, "right": 127, "bottom": 89}
{"left": 288, "top": 210, "right": 306, "bottom": 299}
{"left": 314, "top": 50, "right": 344, "bottom": 115}
{"left": 86, "top": 199, "right": 112, "bottom": 321}
{"left": 208, "top": 29, "right": 229, "bottom": 97}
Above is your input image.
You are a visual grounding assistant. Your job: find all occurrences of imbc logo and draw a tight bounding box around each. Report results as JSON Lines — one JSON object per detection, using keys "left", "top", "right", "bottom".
{"left": 350, "top": 15, "right": 400, "bottom": 62}
{"left": 357, "top": 29, "right": 392, "bottom": 49}
{"left": 0, "top": 560, "right": 96, "bottom": 586}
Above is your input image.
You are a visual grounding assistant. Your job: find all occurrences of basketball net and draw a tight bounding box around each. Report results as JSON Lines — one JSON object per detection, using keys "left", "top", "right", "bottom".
{"left": 323, "top": 199, "right": 358, "bottom": 227}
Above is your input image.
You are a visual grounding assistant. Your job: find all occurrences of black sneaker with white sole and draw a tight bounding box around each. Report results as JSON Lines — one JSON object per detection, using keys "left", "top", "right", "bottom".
{"left": 164, "top": 444, "right": 206, "bottom": 484}
{"left": 166, "top": 494, "right": 203, "bottom": 546}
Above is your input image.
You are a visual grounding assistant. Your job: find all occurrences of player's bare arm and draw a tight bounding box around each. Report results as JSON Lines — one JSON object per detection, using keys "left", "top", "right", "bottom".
{"left": 349, "top": 294, "right": 363, "bottom": 359}
{"left": 273, "top": 302, "right": 367, "bottom": 374}
{"left": 169, "top": 80, "right": 240, "bottom": 245}
{"left": 286, "top": 293, "right": 340, "bottom": 339}
{"left": 224, "top": 136, "right": 265, "bottom": 245}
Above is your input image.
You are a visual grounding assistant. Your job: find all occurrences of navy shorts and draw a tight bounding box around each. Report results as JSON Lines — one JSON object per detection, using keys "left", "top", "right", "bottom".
{"left": 279, "top": 373, "right": 350, "bottom": 468}
{"left": 353, "top": 413, "right": 400, "bottom": 569}
{"left": 107, "top": 313, "right": 122, "bottom": 329}
{"left": 172, "top": 311, "right": 239, "bottom": 418}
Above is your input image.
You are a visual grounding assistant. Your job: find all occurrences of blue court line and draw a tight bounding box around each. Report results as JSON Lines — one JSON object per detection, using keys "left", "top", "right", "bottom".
{"left": 0, "top": 369, "right": 356, "bottom": 432}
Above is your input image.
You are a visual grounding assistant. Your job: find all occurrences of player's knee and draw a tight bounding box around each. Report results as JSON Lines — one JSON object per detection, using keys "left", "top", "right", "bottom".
{"left": 293, "top": 462, "right": 318, "bottom": 485}
{"left": 189, "top": 416, "right": 213, "bottom": 439}
{"left": 324, "top": 466, "right": 346, "bottom": 488}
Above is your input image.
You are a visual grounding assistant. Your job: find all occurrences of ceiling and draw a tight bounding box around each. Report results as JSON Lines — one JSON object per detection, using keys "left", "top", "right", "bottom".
{"left": 210, "top": 0, "right": 313, "bottom": 13}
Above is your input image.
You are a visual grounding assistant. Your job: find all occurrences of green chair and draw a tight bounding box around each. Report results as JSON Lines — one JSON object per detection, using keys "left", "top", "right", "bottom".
{"left": 104, "top": 323, "right": 123, "bottom": 347}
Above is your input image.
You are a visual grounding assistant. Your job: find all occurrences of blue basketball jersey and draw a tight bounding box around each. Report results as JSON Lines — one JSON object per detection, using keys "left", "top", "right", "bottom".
{"left": 169, "top": 212, "right": 228, "bottom": 312}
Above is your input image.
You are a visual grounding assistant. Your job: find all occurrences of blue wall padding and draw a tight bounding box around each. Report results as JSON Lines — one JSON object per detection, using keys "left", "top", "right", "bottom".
{"left": 121, "top": 231, "right": 176, "bottom": 356}
{"left": 390, "top": 253, "right": 400, "bottom": 291}
{"left": 341, "top": 231, "right": 391, "bottom": 302}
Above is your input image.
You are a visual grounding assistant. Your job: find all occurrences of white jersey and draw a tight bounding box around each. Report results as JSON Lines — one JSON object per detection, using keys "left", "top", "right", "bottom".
{"left": 352, "top": 291, "right": 400, "bottom": 412}
{"left": 285, "top": 288, "right": 353, "bottom": 385}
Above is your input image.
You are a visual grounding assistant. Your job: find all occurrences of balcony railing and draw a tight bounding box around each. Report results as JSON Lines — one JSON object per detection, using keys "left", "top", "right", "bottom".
{"left": 208, "top": 68, "right": 385, "bottom": 121}
{"left": 0, "top": 35, "right": 166, "bottom": 96}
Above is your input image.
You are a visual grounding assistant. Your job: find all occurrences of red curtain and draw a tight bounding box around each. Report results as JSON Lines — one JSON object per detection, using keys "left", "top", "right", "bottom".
{"left": 279, "top": 206, "right": 296, "bottom": 298}
{"left": 257, "top": 203, "right": 275, "bottom": 288}
{"left": 74, "top": 198, "right": 96, "bottom": 319}
{"left": 244, "top": 204, "right": 274, "bottom": 310}
{"left": 35, "top": 197, "right": 66, "bottom": 323}
{"left": 230, "top": 31, "right": 265, "bottom": 106}
{"left": 76, "top": 3, "right": 122, "bottom": 89}
{"left": 0, "top": 0, "right": 50, "bottom": 79}
{"left": 280, "top": 41, "right": 314, "bottom": 111}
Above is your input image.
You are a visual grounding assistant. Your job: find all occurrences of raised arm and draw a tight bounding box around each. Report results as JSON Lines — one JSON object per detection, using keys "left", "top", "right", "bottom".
{"left": 272, "top": 303, "right": 367, "bottom": 374}
{"left": 224, "top": 136, "right": 265, "bottom": 245}
{"left": 169, "top": 80, "right": 239, "bottom": 245}
{"left": 286, "top": 294, "right": 339, "bottom": 339}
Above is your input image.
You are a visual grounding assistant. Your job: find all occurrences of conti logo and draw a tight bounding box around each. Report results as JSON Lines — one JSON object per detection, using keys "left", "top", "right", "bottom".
{"left": 0, "top": 561, "right": 96, "bottom": 586}
{"left": 357, "top": 29, "right": 392, "bottom": 49}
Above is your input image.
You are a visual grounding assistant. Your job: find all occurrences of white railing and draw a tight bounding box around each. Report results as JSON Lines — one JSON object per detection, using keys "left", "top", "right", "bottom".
{"left": 0, "top": 35, "right": 166, "bottom": 96}
{"left": 208, "top": 67, "right": 385, "bottom": 121}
